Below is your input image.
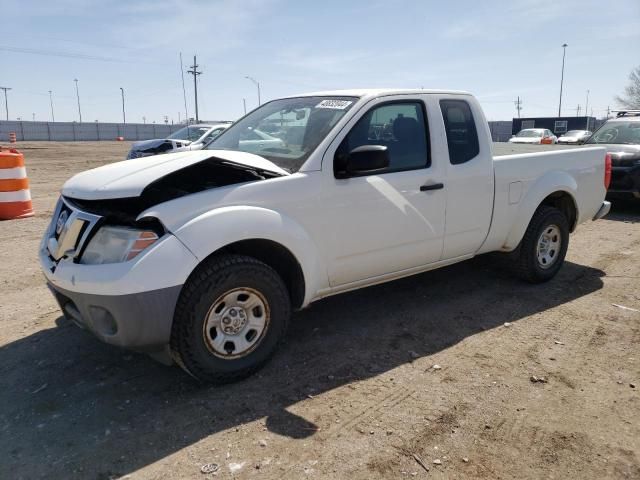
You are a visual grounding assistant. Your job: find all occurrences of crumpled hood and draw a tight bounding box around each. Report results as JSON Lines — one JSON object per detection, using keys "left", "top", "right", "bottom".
{"left": 62, "top": 149, "right": 290, "bottom": 200}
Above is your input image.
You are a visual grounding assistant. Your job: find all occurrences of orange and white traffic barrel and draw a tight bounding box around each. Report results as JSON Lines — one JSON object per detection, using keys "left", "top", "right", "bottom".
{"left": 0, "top": 148, "right": 34, "bottom": 220}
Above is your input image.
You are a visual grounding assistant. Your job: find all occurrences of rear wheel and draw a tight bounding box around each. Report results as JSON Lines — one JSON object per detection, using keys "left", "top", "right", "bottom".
{"left": 512, "top": 206, "right": 569, "bottom": 283}
{"left": 171, "top": 254, "right": 291, "bottom": 384}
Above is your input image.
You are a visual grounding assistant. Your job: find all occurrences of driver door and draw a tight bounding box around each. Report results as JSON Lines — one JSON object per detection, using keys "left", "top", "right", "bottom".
{"left": 320, "top": 97, "right": 446, "bottom": 287}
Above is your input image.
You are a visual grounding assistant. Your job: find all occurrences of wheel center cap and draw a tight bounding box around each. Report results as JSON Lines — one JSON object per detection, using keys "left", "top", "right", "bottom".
{"left": 221, "top": 307, "right": 248, "bottom": 335}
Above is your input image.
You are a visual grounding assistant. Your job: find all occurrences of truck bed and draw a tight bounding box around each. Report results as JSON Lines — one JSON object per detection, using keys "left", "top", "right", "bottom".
{"left": 480, "top": 146, "right": 607, "bottom": 254}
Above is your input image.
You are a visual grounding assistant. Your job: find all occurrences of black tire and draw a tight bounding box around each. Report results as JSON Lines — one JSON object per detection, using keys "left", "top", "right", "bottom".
{"left": 512, "top": 206, "right": 569, "bottom": 283}
{"left": 170, "top": 254, "right": 291, "bottom": 384}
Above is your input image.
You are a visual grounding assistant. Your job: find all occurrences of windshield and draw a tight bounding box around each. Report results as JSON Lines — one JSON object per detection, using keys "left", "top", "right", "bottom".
{"left": 206, "top": 96, "right": 357, "bottom": 172}
{"left": 169, "top": 126, "right": 210, "bottom": 142}
{"left": 516, "top": 129, "right": 543, "bottom": 137}
{"left": 586, "top": 121, "right": 640, "bottom": 145}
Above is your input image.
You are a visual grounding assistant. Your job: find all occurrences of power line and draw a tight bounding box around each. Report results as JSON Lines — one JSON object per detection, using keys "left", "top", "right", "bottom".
{"left": 187, "top": 55, "right": 202, "bottom": 123}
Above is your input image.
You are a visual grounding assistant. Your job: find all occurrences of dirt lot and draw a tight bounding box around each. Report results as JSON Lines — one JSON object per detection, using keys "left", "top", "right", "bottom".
{"left": 1, "top": 142, "right": 639, "bottom": 479}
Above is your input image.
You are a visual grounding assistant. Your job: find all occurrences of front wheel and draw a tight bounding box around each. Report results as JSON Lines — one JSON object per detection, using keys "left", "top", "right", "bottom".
{"left": 512, "top": 206, "right": 569, "bottom": 283}
{"left": 171, "top": 254, "right": 291, "bottom": 384}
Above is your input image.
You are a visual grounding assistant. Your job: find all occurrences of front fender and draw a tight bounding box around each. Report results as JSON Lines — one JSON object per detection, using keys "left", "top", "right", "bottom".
{"left": 503, "top": 170, "right": 578, "bottom": 250}
{"left": 169, "top": 206, "right": 324, "bottom": 307}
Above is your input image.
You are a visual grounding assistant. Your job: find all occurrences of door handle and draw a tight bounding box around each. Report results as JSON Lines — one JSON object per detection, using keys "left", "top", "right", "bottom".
{"left": 420, "top": 183, "right": 444, "bottom": 192}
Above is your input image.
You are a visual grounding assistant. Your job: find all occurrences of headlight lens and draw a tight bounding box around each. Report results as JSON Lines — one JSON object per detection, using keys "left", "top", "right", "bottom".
{"left": 81, "top": 226, "right": 159, "bottom": 265}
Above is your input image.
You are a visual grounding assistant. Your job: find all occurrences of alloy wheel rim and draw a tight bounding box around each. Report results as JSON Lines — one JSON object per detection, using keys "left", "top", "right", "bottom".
{"left": 203, "top": 287, "right": 270, "bottom": 359}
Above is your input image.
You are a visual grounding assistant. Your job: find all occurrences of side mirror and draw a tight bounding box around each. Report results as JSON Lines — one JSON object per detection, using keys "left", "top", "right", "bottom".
{"left": 344, "top": 145, "right": 389, "bottom": 176}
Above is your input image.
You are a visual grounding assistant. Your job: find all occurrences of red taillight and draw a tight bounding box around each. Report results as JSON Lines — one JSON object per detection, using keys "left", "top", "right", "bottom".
{"left": 604, "top": 153, "right": 612, "bottom": 189}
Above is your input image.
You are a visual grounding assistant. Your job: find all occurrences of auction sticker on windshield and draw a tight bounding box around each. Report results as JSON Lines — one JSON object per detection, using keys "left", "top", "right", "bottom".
{"left": 316, "top": 99, "right": 353, "bottom": 109}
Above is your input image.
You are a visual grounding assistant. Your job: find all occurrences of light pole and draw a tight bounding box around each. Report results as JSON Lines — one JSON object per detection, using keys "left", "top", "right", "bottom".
{"left": 558, "top": 43, "right": 568, "bottom": 117}
{"left": 584, "top": 89, "right": 590, "bottom": 130}
{"left": 243, "top": 98, "right": 247, "bottom": 115}
{"left": 74, "top": 78, "right": 82, "bottom": 123}
{"left": 48, "top": 90, "right": 55, "bottom": 122}
{"left": 120, "top": 87, "right": 126, "bottom": 124}
{"left": 245, "top": 76, "right": 261, "bottom": 106}
{"left": 0, "top": 87, "right": 11, "bottom": 121}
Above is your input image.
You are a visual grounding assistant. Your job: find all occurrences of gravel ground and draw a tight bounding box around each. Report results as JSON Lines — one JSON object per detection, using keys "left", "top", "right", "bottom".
{"left": 0, "top": 142, "right": 638, "bottom": 479}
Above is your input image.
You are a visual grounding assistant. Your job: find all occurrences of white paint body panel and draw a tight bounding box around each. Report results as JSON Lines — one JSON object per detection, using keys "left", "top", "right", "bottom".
{"left": 46, "top": 89, "right": 608, "bottom": 309}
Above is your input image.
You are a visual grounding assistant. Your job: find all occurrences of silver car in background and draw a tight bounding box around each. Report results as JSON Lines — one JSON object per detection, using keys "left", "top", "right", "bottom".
{"left": 127, "top": 123, "right": 231, "bottom": 159}
{"left": 557, "top": 130, "right": 592, "bottom": 144}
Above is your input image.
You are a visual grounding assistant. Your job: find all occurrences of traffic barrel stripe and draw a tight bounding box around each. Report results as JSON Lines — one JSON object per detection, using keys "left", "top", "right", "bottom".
{"left": 0, "top": 178, "right": 29, "bottom": 192}
{"left": 0, "top": 155, "right": 25, "bottom": 168}
{"left": 0, "top": 166, "right": 27, "bottom": 179}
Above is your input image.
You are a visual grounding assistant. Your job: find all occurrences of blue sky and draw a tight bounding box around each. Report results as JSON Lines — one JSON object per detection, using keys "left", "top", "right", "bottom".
{"left": 1, "top": 0, "right": 639, "bottom": 123}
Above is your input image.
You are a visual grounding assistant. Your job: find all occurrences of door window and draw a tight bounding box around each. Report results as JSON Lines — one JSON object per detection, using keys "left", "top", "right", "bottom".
{"left": 335, "top": 101, "right": 429, "bottom": 176}
{"left": 439, "top": 100, "right": 480, "bottom": 165}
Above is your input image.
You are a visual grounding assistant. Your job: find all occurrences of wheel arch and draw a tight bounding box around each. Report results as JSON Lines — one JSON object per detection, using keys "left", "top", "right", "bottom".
{"left": 172, "top": 206, "right": 323, "bottom": 309}
{"left": 503, "top": 171, "right": 579, "bottom": 250}
{"left": 209, "top": 239, "right": 306, "bottom": 309}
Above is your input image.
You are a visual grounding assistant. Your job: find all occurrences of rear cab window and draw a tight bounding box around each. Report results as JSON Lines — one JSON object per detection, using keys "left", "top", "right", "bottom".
{"left": 439, "top": 99, "right": 480, "bottom": 165}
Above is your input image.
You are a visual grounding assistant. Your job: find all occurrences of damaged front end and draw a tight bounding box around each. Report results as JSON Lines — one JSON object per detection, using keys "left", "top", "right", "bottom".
{"left": 47, "top": 155, "right": 286, "bottom": 268}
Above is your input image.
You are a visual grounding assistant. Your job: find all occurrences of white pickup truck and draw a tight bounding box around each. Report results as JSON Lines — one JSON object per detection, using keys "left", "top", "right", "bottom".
{"left": 41, "top": 89, "right": 611, "bottom": 383}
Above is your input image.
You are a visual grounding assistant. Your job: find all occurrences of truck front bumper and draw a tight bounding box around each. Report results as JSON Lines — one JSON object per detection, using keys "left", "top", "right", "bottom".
{"left": 47, "top": 281, "right": 182, "bottom": 353}
{"left": 40, "top": 232, "right": 199, "bottom": 353}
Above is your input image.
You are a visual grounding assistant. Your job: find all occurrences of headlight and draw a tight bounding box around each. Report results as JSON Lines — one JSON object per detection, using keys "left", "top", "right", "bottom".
{"left": 81, "top": 226, "right": 159, "bottom": 265}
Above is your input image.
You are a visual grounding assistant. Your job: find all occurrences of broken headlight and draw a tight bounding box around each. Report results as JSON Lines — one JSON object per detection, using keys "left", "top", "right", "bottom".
{"left": 80, "top": 226, "right": 159, "bottom": 265}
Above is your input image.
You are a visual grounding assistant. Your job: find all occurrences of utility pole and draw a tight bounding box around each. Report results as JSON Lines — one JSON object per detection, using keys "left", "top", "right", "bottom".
{"left": 0, "top": 87, "right": 11, "bottom": 120}
{"left": 584, "top": 90, "right": 589, "bottom": 119}
{"left": 243, "top": 98, "right": 247, "bottom": 115}
{"left": 558, "top": 43, "right": 568, "bottom": 117}
{"left": 245, "top": 76, "right": 261, "bottom": 106}
{"left": 514, "top": 96, "right": 523, "bottom": 118}
{"left": 74, "top": 78, "right": 82, "bottom": 123}
{"left": 142, "top": 116, "right": 146, "bottom": 124}
{"left": 48, "top": 90, "right": 55, "bottom": 122}
{"left": 606, "top": 106, "right": 610, "bottom": 118}
{"left": 576, "top": 105, "right": 581, "bottom": 117}
{"left": 187, "top": 55, "right": 202, "bottom": 122}
{"left": 120, "top": 87, "right": 126, "bottom": 124}
{"left": 32, "top": 113, "right": 35, "bottom": 122}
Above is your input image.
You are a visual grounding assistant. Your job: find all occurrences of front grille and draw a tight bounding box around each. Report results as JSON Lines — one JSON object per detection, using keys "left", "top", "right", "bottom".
{"left": 45, "top": 197, "right": 102, "bottom": 263}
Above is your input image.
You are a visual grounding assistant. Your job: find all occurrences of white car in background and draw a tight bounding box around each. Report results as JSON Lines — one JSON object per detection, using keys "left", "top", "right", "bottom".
{"left": 509, "top": 128, "right": 558, "bottom": 145}
{"left": 237, "top": 127, "right": 286, "bottom": 154}
{"left": 557, "top": 130, "right": 592, "bottom": 145}
{"left": 127, "top": 123, "right": 231, "bottom": 159}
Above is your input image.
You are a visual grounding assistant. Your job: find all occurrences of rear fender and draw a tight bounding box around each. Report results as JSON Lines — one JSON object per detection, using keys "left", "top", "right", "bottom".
{"left": 503, "top": 170, "right": 578, "bottom": 250}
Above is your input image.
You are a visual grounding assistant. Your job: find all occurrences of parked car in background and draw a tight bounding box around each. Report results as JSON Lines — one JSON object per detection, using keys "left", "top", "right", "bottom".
{"left": 557, "top": 130, "right": 592, "bottom": 144}
{"left": 127, "top": 123, "right": 231, "bottom": 159}
{"left": 41, "top": 88, "right": 610, "bottom": 383}
{"left": 509, "top": 128, "right": 558, "bottom": 145}
{"left": 585, "top": 111, "right": 640, "bottom": 200}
